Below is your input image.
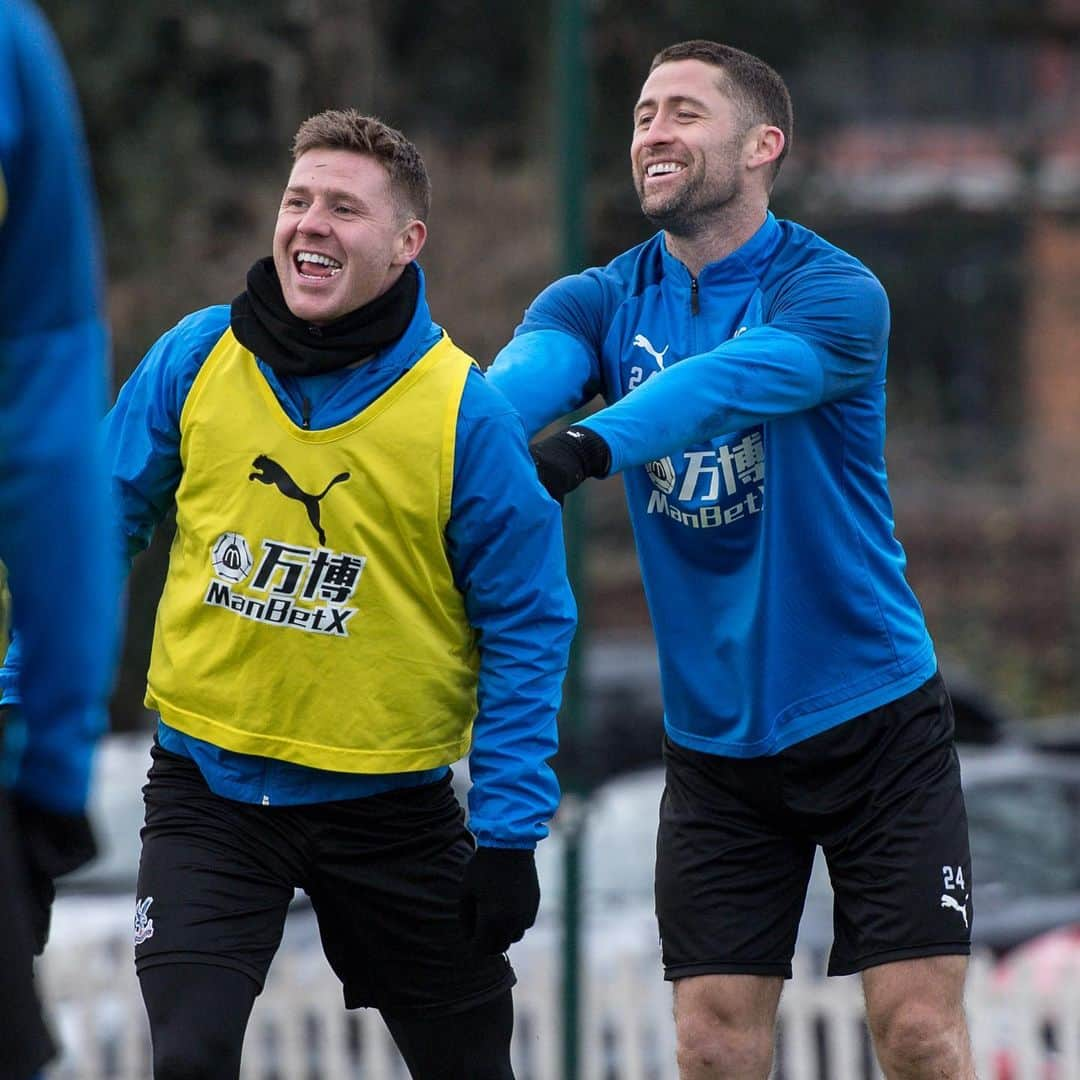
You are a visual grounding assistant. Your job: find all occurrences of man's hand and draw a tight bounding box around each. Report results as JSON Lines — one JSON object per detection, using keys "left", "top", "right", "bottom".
{"left": 13, "top": 794, "right": 97, "bottom": 954}
{"left": 530, "top": 426, "right": 611, "bottom": 504}
{"left": 1, "top": 705, "right": 99, "bottom": 952}
{"left": 459, "top": 847, "right": 540, "bottom": 955}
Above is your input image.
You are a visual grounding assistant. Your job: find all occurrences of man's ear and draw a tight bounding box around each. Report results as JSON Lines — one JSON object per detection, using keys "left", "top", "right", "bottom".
{"left": 745, "top": 124, "right": 785, "bottom": 173}
{"left": 394, "top": 219, "right": 427, "bottom": 265}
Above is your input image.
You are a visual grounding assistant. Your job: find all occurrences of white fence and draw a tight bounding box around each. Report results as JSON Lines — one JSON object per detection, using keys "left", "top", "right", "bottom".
{"left": 39, "top": 943, "right": 1078, "bottom": 1079}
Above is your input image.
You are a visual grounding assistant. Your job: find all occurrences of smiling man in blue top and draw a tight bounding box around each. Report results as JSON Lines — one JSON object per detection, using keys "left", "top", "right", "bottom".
{"left": 8, "top": 109, "right": 574, "bottom": 1080}
{"left": 489, "top": 41, "right": 974, "bottom": 1080}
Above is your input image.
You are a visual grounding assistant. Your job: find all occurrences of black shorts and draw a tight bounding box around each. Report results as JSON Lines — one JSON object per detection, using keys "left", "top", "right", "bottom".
{"left": 656, "top": 672, "right": 972, "bottom": 979}
{"left": 134, "top": 743, "right": 514, "bottom": 1017}
{"left": 0, "top": 789, "right": 56, "bottom": 1077}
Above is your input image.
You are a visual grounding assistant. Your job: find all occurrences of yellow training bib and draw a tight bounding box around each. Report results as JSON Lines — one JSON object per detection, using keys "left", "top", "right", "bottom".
{"left": 145, "top": 329, "right": 480, "bottom": 772}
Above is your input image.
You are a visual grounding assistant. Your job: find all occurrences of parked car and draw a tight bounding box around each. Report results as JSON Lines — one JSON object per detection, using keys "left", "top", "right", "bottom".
{"left": 961, "top": 745, "right": 1080, "bottom": 954}
{"left": 1024, "top": 714, "right": 1080, "bottom": 756}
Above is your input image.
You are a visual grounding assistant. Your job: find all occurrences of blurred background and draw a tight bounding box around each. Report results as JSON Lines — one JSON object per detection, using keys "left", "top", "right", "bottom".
{"left": 32, "top": 1, "right": 1080, "bottom": 1076}
{"left": 40, "top": 0, "right": 1080, "bottom": 735}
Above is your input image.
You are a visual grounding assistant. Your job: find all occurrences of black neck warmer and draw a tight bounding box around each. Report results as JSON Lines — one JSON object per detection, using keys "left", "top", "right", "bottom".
{"left": 230, "top": 257, "right": 419, "bottom": 376}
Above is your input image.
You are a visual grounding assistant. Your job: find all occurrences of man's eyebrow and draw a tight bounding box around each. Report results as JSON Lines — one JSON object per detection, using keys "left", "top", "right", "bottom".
{"left": 633, "top": 94, "right": 710, "bottom": 117}
{"left": 283, "top": 184, "right": 366, "bottom": 205}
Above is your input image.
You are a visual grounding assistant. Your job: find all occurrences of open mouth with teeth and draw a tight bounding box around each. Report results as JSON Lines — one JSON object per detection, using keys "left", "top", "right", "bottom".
{"left": 294, "top": 251, "right": 343, "bottom": 279}
{"left": 645, "top": 162, "right": 686, "bottom": 179}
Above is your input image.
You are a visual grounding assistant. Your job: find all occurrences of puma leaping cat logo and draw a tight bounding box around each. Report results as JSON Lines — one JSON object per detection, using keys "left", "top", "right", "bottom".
{"left": 249, "top": 454, "right": 349, "bottom": 545}
{"left": 940, "top": 893, "right": 969, "bottom": 929}
{"left": 632, "top": 333, "right": 669, "bottom": 370}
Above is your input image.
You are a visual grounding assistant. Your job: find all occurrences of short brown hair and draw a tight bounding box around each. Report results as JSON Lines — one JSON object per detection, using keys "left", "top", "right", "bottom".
{"left": 650, "top": 40, "right": 793, "bottom": 178}
{"left": 291, "top": 109, "right": 432, "bottom": 222}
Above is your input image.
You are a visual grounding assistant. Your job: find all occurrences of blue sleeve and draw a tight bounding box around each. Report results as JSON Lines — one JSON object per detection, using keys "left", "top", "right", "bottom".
{"left": 581, "top": 265, "right": 891, "bottom": 473}
{"left": 0, "top": 1, "right": 117, "bottom": 813}
{"left": 486, "top": 272, "right": 606, "bottom": 437}
{"left": 0, "top": 311, "right": 218, "bottom": 803}
{"left": 104, "top": 309, "right": 226, "bottom": 560}
{"left": 446, "top": 370, "right": 576, "bottom": 848}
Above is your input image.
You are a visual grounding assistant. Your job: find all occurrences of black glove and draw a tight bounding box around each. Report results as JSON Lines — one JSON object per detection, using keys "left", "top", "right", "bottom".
{"left": 530, "top": 426, "right": 611, "bottom": 504}
{"left": 459, "top": 846, "right": 540, "bottom": 955}
{"left": 13, "top": 794, "right": 97, "bottom": 954}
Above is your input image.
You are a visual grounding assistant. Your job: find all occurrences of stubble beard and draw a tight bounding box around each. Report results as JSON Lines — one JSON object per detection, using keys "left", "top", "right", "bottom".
{"left": 636, "top": 143, "right": 743, "bottom": 238}
{"left": 640, "top": 187, "right": 703, "bottom": 237}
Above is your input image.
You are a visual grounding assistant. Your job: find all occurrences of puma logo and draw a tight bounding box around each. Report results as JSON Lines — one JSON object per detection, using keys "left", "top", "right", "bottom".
{"left": 940, "top": 893, "right": 968, "bottom": 929}
{"left": 632, "top": 333, "right": 669, "bottom": 370}
{"left": 249, "top": 454, "right": 349, "bottom": 545}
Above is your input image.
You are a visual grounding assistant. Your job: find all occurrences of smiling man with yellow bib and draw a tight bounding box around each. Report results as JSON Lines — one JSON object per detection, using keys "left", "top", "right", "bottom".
{"left": 61, "top": 110, "right": 573, "bottom": 1079}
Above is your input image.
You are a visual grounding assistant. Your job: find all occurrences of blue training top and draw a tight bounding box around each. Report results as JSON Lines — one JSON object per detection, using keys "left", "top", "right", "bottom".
{"left": 0, "top": 0, "right": 117, "bottom": 813}
{"left": 488, "top": 212, "right": 936, "bottom": 757}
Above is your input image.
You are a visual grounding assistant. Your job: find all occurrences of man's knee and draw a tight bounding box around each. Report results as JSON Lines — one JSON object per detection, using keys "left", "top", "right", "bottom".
{"left": 869, "top": 1000, "right": 970, "bottom": 1074}
{"left": 149, "top": 1001, "right": 247, "bottom": 1080}
{"left": 148, "top": 1014, "right": 246, "bottom": 1080}
{"left": 384, "top": 989, "right": 515, "bottom": 1079}
{"left": 675, "top": 1017, "right": 775, "bottom": 1078}
{"left": 863, "top": 956, "right": 972, "bottom": 1077}
{"left": 673, "top": 975, "right": 781, "bottom": 1079}
{"left": 140, "top": 964, "right": 255, "bottom": 1080}
{"left": 152, "top": 1042, "right": 238, "bottom": 1080}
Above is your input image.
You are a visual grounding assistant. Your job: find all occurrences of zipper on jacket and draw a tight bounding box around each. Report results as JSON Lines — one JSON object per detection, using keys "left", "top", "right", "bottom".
{"left": 300, "top": 396, "right": 312, "bottom": 430}
{"left": 690, "top": 277, "right": 700, "bottom": 315}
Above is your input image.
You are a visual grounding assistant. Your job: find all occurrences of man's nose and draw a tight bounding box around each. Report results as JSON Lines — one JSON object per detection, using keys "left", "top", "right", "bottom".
{"left": 639, "top": 116, "right": 674, "bottom": 148}
{"left": 298, "top": 203, "right": 331, "bottom": 235}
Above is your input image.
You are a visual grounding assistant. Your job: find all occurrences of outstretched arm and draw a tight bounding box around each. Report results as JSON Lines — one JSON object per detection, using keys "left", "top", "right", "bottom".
{"left": 487, "top": 328, "right": 599, "bottom": 436}
{"left": 532, "top": 265, "right": 890, "bottom": 495}
{"left": 486, "top": 270, "right": 608, "bottom": 436}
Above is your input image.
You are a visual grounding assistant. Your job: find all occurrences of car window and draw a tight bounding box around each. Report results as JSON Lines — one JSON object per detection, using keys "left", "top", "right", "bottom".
{"left": 965, "top": 778, "right": 1080, "bottom": 897}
